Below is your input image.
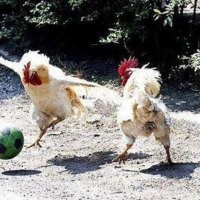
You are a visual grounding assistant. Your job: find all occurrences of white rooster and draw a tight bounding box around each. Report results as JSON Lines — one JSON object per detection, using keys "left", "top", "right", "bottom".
{"left": 0, "top": 51, "right": 121, "bottom": 147}
{"left": 114, "top": 58, "right": 172, "bottom": 164}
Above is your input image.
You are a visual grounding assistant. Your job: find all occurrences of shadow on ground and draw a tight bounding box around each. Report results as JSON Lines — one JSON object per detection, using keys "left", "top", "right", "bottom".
{"left": 47, "top": 151, "right": 117, "bottom": 174}
{"left": 140, "top": 162, "right": 200, "bottom": 179}
{"left": 127, "top": 152, "right": 152, "bottom": 160}
{"left": 2, "top": 169, "right": 41, "bottom": 176}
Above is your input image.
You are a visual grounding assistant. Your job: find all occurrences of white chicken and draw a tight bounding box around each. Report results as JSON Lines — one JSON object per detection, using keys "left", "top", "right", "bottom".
{"left": 0, "top": 51, "right": 121, "bottom": 147}
{"left": 115, "top": 59, "right": 172, "bottom": 165}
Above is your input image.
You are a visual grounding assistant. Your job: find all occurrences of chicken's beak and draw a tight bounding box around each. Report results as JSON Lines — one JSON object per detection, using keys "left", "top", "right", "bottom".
{"left": 29, "top": 71, "right": 42, "bottom": 86}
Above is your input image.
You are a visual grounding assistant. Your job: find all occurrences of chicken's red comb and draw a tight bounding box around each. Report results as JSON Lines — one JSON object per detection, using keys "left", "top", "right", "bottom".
{"left": 118, "top": 56, "right": 139, "bottom": 76}
{"left": 118, "top": 57, "right": 139, "bottom": 86}
{"left": 23, "top": 61, "right": 31, "bottom": 84}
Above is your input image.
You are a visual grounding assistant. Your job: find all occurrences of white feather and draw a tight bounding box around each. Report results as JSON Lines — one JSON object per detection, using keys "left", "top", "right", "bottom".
{"left": 20, "top": 51, "right": 50, "bottom": 68}
{"left": 124, "top": 67, "right": 161, "bottom": 98}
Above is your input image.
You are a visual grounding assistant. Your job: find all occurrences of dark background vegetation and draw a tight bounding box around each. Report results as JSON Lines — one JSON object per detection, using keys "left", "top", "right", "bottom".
{"left": 0, "top": 0, "right": 200, "bottom": 81}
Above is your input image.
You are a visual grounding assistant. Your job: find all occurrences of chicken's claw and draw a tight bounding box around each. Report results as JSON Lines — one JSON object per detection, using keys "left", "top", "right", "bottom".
{"left": 27, "top": 139, "right": 42, "bottom": 148}
{"left": 112, "top": 153, "right": 127, "bottom": 165}
{"left": 167, "top": 159, "right": 174, "bottom": 166}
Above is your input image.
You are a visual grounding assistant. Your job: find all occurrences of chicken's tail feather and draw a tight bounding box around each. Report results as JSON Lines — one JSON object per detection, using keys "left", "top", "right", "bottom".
{"left": 124, "top": 66, "right": 161, "bottom": 98}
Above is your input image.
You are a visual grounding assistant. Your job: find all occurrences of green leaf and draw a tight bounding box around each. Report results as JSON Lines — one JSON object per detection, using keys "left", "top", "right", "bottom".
{"left": 153, "top": 9, "right": 161, "bottom": 14}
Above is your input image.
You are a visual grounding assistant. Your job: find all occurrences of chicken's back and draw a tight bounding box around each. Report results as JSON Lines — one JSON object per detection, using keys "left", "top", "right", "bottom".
{"left": 123, "top": 67, "right": 161, "bottom": 98}
{"left": 118, "top": 92, "right": 170, "bottom": 139}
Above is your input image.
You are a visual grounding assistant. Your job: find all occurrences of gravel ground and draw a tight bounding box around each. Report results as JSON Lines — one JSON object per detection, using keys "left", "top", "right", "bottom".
{"left": 1, "top": 51, "right": 200, "bottom": 200}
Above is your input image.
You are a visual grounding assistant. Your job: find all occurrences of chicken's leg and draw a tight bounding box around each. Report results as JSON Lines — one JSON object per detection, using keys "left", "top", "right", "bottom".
{"left": 113, "top": 144, "right": 133, "bottom": 164}
{"left": 27, "top": 117, "right": 64, "bottom": 148}
{"left": 154, "top": 128, "right": 173, "bottom": 165}
{"left": 27, "top": 128, "right": 46, "bottom": 148}
{"left": 164, "top": 145, "right": 173, "bottom": 165}
{"left": 43, "top": 117, "right": 64, "bottom": 130}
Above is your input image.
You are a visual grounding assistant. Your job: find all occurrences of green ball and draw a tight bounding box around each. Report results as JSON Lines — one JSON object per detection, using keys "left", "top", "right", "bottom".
{"left": 0, "top": 125, "right": 24, "bottom": 160}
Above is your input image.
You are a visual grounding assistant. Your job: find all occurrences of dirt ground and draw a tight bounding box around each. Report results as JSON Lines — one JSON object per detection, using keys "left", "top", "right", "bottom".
{"left": 1, "top": 54, "right": 200, "bottom": 200}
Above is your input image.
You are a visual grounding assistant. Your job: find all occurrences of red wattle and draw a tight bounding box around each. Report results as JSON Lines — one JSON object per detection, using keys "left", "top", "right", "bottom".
{"left": 30, "top": 73, "right": 42, "bottom": 86}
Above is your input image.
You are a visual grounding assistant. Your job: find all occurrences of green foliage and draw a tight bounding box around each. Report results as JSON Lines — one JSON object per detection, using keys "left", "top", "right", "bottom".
{"left": 24, "top": 1, "right": 58, "bottom": 26}
{"left": 153, "top": 0, "right": 190, "bottom": 27}
{"left": 0, "top": 0, "right": 198, "bottom": 78}
{"left": 69, "top": 0, "right": 86, "bottom": 9}
{"left": 0, "top": 0, "right": 191, "bottom": 43}
{"left": 100, "top": 0, "right": 150, "bottom": 44}
{"left": 181, "top": 50, "right": 200, "bottom": 75}
{"left": 100, "top": 28, "right": 125, "bottom": 44}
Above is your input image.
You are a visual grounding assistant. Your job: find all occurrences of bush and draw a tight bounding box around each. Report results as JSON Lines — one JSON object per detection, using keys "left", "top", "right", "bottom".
{"left": 181, "top": 50, "right": 200, "bottom": 75}
{"left": 0, "top": 0, "right": 199, "bottom": 78}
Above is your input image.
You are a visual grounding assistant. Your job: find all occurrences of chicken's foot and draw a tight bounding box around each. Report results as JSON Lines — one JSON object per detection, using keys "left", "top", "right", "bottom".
{"left": 113, "top": 144, "right": 133, "bottom": 164}
{"left": 27, "top": 117, "right": 64, "bottom": 148}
